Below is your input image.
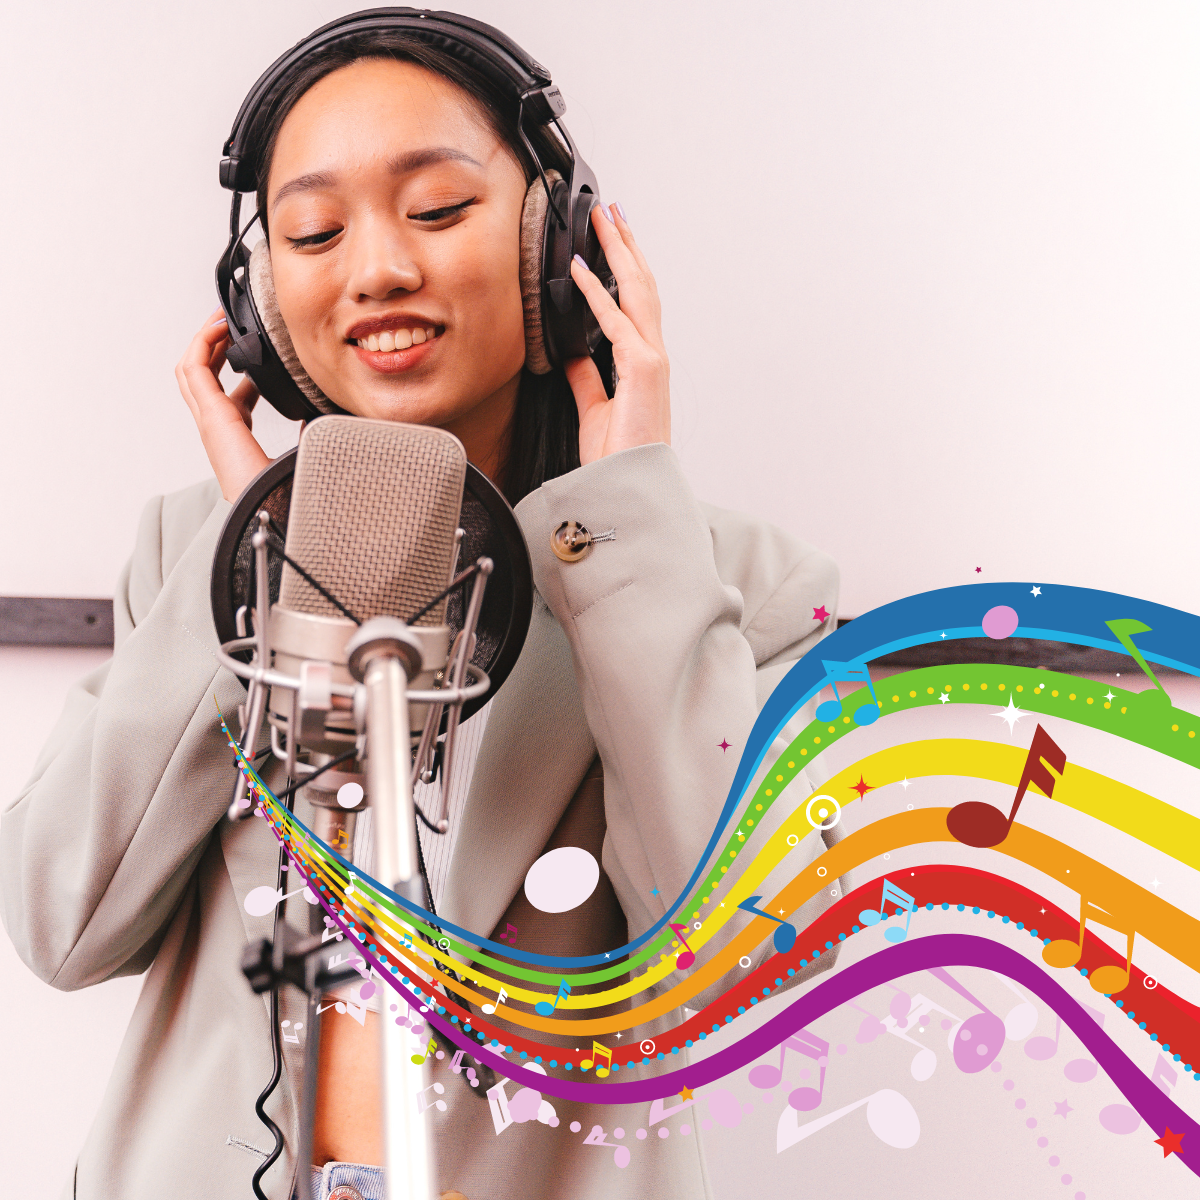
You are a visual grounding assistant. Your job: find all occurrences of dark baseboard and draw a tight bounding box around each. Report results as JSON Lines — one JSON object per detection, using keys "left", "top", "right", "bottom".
{"left": 0, "top": 597, "right": 115, "bottom": 647}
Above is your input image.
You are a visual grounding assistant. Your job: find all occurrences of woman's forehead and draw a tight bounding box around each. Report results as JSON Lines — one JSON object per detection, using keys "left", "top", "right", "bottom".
{"left": 270, "top": 58, "right": 502, "bottom": 189}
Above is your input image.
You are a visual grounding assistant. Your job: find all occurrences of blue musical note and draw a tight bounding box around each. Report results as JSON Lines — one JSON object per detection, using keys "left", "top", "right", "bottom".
{"left": 859, "top": 878, "right": 917, "bottom": 944}
{"left": 815, "top": 660, "right": 881, "bottom": 726}
{"left": 535, "top": 977, "right": 572, "bottom": 1017}
{"left": 738, "top": 895, "right": 797, "bottom": 954}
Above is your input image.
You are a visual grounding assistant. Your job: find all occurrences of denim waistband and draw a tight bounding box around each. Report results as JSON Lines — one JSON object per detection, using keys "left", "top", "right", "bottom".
{"left": 302, "top": 1161, "right": 386, "bottom": 1200}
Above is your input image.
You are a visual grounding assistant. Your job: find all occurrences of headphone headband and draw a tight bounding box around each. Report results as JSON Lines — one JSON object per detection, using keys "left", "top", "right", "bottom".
{"left": 219, "top": 7, "right": 564, "bottom": 194}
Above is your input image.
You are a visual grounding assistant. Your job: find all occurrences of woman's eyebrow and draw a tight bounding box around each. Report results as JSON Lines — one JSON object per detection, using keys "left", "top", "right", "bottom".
{"left": 271, "top": 148, "right": 482, "bottom": 212}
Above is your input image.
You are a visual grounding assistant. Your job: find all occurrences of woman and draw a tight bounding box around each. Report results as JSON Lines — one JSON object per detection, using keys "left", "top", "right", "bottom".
{"left": 1, "top": 15, "right": 845, "bottom": 1200}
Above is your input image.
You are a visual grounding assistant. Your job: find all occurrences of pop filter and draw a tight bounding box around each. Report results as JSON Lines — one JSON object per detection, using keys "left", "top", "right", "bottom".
{"left": 211, "top": 446, "right": 533, "bottom": 724}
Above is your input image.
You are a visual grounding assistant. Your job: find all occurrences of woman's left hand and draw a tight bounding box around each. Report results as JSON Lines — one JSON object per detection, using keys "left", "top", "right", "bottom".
{"left": 565, "top": 203, "right": 670, "bottom": 466}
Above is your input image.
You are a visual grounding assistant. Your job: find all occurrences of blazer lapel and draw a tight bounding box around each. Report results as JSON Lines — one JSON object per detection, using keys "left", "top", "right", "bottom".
{"left": 438, "top": 595, "right": 597, "bottom": 941}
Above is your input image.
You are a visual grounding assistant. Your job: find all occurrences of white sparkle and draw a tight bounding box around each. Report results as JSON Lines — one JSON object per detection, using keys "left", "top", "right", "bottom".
{"left": 1105, "top": 690, "right": 1115, "bottom": 702}
{"left": 938, "top": 692, "right": 950, "bottom": 704}
{"left": 1150, "top": 878, "right": 1162, "bottom": 893}
{"left": 1040, "top": 907, "right": 1046, "bottom": 914}
{"left": 1030, "top": 586, "right": 1042, "bottom": 596}
{"left": 940, "top": 632, "right": 947, "bottom": 640}
{"left": 994, "top": 695, "right": 1027, "bottom": 734}
{"left": 898, "top": 777, "right": 913, "bottom": 790}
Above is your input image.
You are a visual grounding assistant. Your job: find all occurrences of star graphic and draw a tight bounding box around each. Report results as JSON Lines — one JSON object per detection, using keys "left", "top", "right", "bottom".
{"left": 1054, "top": 1100, "right": 1073, "bottom": 1118}
{"left": 938, "top": 691, "right": 950, "bottom": 704}
{"left": 679, "top": 1086, "right": 694, "bottom": 1102}
{"left": 975, "top": 567, "right": 982, "bottom": 573}
{"left": 615, "top": 1031, "right": 622, "bottom": 1039}
{"left": 1040, "top": 907, "right": 1046, "bottom": 914}
{"left": 1030, "top": 586, "right": 1042, "bottom": 596}
{"left": 940, "top": 631, "right": 947, "bottom": 639}
{"left": 1155, "top": 1127, "right": 1185, "bottom": 1158}
{"left": 718, "top": 739, "right": 731, "bottom": 753}
{"left": 993, "top": 695, "right": 1027, "bottom": 735}
{"left": 1104, "top": 690, "right": 1115, "bottom": 702}
{"left": 898, "top": 777, "right": 913, "bottom": 790}
{"left": 1150, "top": 878, "right": 1162, "bottom": 893}
{"left": 813, "top": 605, "right": 830, "bottom": 622}
{"left": 850, "top": 774, "right": 876, "bottom": 800}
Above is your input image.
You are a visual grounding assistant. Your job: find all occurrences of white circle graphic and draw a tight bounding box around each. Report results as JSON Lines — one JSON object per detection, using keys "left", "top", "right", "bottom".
{"left": 523, "top": 846, "right": 601, "bottom": 914}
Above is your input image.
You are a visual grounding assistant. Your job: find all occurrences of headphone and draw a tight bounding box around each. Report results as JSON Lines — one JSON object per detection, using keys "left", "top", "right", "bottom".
{"left": 216, "top": 7, "right": 617, "bottom": 423}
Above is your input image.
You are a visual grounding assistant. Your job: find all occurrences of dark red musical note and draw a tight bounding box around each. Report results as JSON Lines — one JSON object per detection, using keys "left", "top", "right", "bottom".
{"left": 946, "top": 723, "right": 1066, "bottom": 848}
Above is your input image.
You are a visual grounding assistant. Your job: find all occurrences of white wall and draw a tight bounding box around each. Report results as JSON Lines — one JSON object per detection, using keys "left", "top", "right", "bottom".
{"left": 1, "top": 1, "right": 1197, "bottom": 615}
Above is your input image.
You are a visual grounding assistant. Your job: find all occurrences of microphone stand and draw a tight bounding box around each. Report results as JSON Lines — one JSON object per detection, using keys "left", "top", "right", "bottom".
{"left": 217, "top": 511, "right": 492, "bottom": 1200}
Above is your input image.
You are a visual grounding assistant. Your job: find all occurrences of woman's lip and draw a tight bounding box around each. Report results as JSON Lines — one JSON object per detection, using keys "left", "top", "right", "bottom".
{"left": 351, "top": 335, "right": 439, "bottom": 374}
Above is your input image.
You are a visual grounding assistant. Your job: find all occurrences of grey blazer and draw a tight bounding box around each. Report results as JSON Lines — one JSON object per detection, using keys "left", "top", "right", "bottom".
{"left": 2, "top": 442, "right": 845, "bottom": 1200}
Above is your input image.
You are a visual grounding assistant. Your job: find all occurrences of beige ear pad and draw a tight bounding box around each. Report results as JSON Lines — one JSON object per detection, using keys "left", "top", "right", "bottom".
{"left": 247, "top": 240, "right": 341, "bottom": 415}
{"left": 520, "top": 169, "right": 561, "bottom": 376}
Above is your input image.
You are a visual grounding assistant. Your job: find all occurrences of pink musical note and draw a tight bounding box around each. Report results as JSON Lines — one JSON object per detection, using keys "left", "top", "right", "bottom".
{"left": 1151, "top": 1054, "right": 1179, "bottom": 1096}
{"left": 848, "top": 1000, "right": 886, "bottom": 1044}
{"left": 748, "top": 1030, "right": 830, "bottom": 1110}
{"left": 582, "top": 1125, "right": 631, "bottom": 1168}
{"left": 928, "top": 968, "right": 1005, "bottom": 1073}
{"left": 416, "top": 1082, "right": 447, "bottom": 1115}
{"left": 1024, "top": 1015, "right": 1062, "bottom": 1062}
{"left": 670, "top": 923, "right": 696, "bottom": 970}
{"left": 499, "top": 923, "right": 518, "bottom": 942}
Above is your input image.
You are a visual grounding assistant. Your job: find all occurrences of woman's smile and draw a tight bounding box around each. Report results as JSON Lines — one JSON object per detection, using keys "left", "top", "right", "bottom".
{"left": 346, "top": 316, "right": 447, "bottom": 374}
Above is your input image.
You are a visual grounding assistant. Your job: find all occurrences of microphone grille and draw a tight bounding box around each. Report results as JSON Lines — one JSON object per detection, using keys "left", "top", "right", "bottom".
{"left": 280, "top": 417, "right": 467, "bottom": 625}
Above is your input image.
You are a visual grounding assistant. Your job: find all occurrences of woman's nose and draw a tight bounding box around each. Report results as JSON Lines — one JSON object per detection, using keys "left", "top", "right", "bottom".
{"left": 344, "top": 218, "right": 423, "bottom": 300}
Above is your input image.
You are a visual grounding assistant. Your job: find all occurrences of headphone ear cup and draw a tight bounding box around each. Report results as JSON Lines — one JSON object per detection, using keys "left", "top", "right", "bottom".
{"left": 519, "top": 170, "right": 561, "bottom": 375}
{"left": 246, "top": 241, "right": 340, "bottom": 415}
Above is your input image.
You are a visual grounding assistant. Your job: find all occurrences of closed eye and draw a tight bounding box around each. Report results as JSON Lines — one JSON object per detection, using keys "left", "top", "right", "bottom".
{"left": 285, "top": 228, "right": 341, "bottom": 248}
{"left": 411, "top": 197, "right": 477, "bottom": 222}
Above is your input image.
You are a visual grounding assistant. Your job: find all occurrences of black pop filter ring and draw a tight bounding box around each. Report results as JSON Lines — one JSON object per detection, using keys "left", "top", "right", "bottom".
{"left": 211, "top": 447, "right": 533, "bottom": 725}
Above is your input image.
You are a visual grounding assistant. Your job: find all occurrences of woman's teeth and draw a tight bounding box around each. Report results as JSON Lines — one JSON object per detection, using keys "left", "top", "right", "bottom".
{"left": 358, "top": 327, "right": 437, "bottom": 351}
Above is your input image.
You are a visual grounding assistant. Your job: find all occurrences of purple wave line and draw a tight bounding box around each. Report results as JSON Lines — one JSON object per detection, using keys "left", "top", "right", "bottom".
{"left": 424, "top": 933, "right": 1198, "bottom": 1173}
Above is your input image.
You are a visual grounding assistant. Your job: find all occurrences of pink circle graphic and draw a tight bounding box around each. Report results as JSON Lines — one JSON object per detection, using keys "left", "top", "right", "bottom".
{"left": 982, "top": 605, "right": 1019, "bottom": 640}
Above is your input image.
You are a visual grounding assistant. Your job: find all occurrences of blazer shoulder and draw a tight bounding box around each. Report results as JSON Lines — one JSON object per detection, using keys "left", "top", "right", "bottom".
{"left": 158, "top": 477, "right": 225, "bottom": 580}
{"left": 698, "top": 500, "right": 839, "bottom": 662}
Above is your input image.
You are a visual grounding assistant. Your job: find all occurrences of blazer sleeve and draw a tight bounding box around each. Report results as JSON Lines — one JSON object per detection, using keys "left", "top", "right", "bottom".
{"left": 0, "top": 480, "right": 249, "bottom": 990}
{"left": 514, "top": 443, "right": 844, "bottom": 1011}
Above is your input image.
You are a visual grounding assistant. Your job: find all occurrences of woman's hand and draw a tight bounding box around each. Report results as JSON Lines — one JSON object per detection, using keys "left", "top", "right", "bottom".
{"left": 565, "top": 203, "right": 670, "bottom": 466}
{"left": 175, "top": 308, "right": 270, "bottom": 501}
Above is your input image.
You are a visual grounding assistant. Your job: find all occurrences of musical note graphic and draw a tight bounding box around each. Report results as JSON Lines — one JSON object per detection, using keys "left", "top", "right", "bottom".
{"left": 410, "top": 1037, "right": 438, "bottom": 1066}
{"left": 649, "top": 1089, "right": 699, "bottom": 1125}
{"left": 777, "top": 1089, "right": 919, "bottom": 1153}
{"left": 738, "top": 895, "right": 798, "bottom": 954}
{"left": 581, "top": 1041, "right": 613, "bottom": 1078}
{"left": 535, "top": 978, "right": 571, "bottom": 1017}
{"left": 748, "top": 1030, "right": 830, "bottom": 1110}
{"left": 345, "top": 872, "right": 358, "bottom": 898}
{"left": 859, "top": 878, "right": 917, "bottom": 944}
{"left": 1064, "top": 1006, "right": 1105, "bottom": 1083}
{"left": 1098, "top": 1049, "right": 1179, "bottom": 1135}
{"left": 280, "top": 1019, "right": 303, "bottom": 1045}
{"left": 243, "top": 882, "right": 316, "bottom": 917}
{"left": 881, "top": 994, "right": 962, "bottom": 1081}
{"left": 1024, "top": 1015, "right": 1062, "bottom": 1062}
{"left": 670, "top": 923, "right": 697, "bottom": 970}
{"left": 928, "top": 968, "right": 1005, "bottom": 1073}
{"left": 320, "top": 917, "right": 343, "bottom": 944}
{"left": 416, "top": 1082, "right": 447, "bottom": 1115}
{"left": 1042, "top": 897, "right": 1135, "bottom": 994}
{"left": 450, "top": 1050, "right": 479, "bottom": 1087}
{"left": 331, "top": 826, "right": 350, "bottom": 852}
{"left": 1151, "top": 1054, "right": 1179, "bottom": 1095}
{"left": 583, "top": 1125, "right": 631, "bottom": 1168}
{"left": 499, "top": 923, "right": 518, "bottom": 942}
{"left": 848, "top": 1000, "right": 886, "bottom": 1044}
{"left": 481, "top": 987, "right": 509, "bottom": 1016}
{"left": 946, "top": 723, "right": 1066, "bottom": 848}
{"left": 1106, "top": 619, "right": 1172, "bottom": 708}
{"left": 486, "top": 1078, "right": 515, "bottom": 1135}
{"left": 814, "top": 660, "right": 881, "bottom": 727}
{"left": 997, "top": 976, "right": 1038, "bottom": 1040}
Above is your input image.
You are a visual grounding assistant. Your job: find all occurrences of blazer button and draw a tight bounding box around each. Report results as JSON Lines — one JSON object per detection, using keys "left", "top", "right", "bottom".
{"left": 551, "top": 520, "right": 592, "bottom": 562}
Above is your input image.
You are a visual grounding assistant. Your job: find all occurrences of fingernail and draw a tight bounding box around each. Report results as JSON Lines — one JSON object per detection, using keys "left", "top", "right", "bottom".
{"left": 599, "top": 202, "right": 614, "bottom": 224}
{"left": 573, "top": 253, "right": 589, "bottom": 271}
{"left": 210, "top": 316, "right": 228, "bottom": 326}
{"left": 615, "top": 201, "right": 629, "bottom": 224}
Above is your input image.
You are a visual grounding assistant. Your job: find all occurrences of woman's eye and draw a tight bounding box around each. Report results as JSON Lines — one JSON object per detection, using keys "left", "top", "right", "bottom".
{"left": 284, "top": 228, "right": 342, "bottom": 249}
{"left": 410, "top": 197, "right": 477, "bottom": 223}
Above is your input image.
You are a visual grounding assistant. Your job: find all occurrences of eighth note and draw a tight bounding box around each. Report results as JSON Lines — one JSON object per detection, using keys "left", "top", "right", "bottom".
{"left": 737, "top": 895, "right": 797, "bottom": 954}
{"left": 535, "top": 978, "right": 571, "bottom": 1017}
{"left": 748, "top": 1029, "right": 829, "bottom": 1110}
{"left": 581, "top": 1041, "right": 612, "bottom": 1078}
{"left": 946, "top": 723, "right": 1066, "bottom": 848}
{"left": 1105, "top": 619, "right": 1172, "bottom": 709}
{"left": 814, "top": 660, "right": 881, "bottom": 726}
{"left": 482, "top": 987, "right": 509, "bottom": 1015}
{"left": 669, "top": 923, "right": 696, "bottom": 970}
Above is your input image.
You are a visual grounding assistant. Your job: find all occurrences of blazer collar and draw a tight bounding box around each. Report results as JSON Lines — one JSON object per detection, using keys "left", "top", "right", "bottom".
{"left": 437, "top": 594, "right": 597, "bottom": 941}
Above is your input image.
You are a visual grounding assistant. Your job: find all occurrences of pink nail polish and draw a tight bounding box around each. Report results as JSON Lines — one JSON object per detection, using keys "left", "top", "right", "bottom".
{"left": 599, "top": 202, "right": 614, "bottom": 224}
{"left": 615, "top": 201, "right": 629, "bottom": 224}
{"left": 573, "top": 253, "right": 589, "bottom": 271}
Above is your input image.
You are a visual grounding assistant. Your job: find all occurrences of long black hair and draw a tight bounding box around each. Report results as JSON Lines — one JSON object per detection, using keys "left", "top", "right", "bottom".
{"left": 247, "top": 30, "right": 581, "bottom": 506}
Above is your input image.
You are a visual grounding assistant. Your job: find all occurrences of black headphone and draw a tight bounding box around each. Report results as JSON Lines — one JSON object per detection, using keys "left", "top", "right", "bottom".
{"left": 215, "top": 7, "right": 617, "bottom": 423}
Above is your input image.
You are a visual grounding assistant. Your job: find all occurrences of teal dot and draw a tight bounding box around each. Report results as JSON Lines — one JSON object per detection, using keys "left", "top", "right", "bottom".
{"left": 657, "top": 1052, "right": 665, "bottom": 1060}
{"left": 549, "top": 1059, "right": 558, "bottom": 1067}
{"left": 957, "top": 904, "right": 965, "bottom": 911}
{"left": 565, "top": 1062, "right": 572, "bottom": 1069}
{"left": 751, "top": 997, "right": 758, "bottom": 1005}
{"left": 1001, "top": 915, "right": 1010, "bottom": 924}
{"left": 738, "top": 1006, "right": 746, "bottom": 1014}
{"left": 672, "top": 1046, "right": 680, "bottom": 1054}
{"left": 942, "top": 903, "right": 950, "bottom": 910}
{"left": 520, "top": 1051, "right": 527, "bottom": 1058}
{"left": 973, "top": 907, "right": 980, "bottom": 915}
{"left": 787, "top": 968, "right": 796, "bottom": 977}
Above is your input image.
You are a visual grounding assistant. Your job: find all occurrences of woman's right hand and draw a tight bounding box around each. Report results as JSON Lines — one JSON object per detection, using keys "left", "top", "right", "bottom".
{"left": 176, "top": 308, "right": 271, "bottom": 501}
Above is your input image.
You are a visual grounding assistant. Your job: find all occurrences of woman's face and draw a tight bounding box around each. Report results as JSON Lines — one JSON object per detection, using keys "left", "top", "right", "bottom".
{"left": 267, "top": 58, "right": 529, "bottom": 470}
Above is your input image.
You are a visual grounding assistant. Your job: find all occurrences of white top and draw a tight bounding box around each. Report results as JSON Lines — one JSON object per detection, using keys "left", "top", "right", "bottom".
{"left": 324, "top": 700, "right": 492, "bottom": 1015}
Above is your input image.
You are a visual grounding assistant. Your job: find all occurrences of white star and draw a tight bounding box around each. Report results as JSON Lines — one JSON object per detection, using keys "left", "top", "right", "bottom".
{"left": 938, "top": 691, "right": 950, "bottom": 704}
{"left": 898, "top": 777, "right": 913, "bottom": 790}
{"left": 1030, "top": 586, "right": 1042, "bottom": 596}
{"left": 1040, "top": 907, "right": 1046, "bottom": 914}
{"left": 1105, "top": 690, "right": 1115, "bottom": 702}
{"left": 994, "top": 695, "right": 1027, "bottom": 735}
{"left": 940, "top": 632, "right": 947, "bottom": 639}
{"left": 1150, "top": 878, "right": 1162, "bottom": 893}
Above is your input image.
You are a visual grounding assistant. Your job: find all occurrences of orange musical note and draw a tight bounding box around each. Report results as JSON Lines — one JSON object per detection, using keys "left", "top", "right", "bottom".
{"left": 946, "top": 723, "right": 1066, "bottom": 848}
{"left": 581, "top": 1041, "right": 612, "bottom": 1078}
{"left": 1106, "top": 619, "right": 1172, "bottom": 708}
{"left": 670, "top": 923, "right": 696, "bottom": 970}
{"left": 1043, "top": 898, "right": 1135, "bottom": 994}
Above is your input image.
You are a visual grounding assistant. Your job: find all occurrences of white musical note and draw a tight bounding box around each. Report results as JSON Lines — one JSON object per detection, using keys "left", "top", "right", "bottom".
{"left": 416, "top": 1082, "right": 447, "bottom": 1115}
{"left": 881, "top": 993, "right": 963, "bottom": 1080}
{"left": 482, "top": 987, "right": 509, "bottom": 1016}
{"left": 777, "top": 1089, "right": 919, "bottom": 1153}
{"left": 280, "top": 1019, "right": 304, "bottom": 1045}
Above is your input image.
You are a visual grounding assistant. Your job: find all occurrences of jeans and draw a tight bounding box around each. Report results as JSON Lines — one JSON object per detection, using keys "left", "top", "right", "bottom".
{"left": 303, "top": 1161, "right": 387, "bottom": 1200}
